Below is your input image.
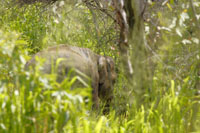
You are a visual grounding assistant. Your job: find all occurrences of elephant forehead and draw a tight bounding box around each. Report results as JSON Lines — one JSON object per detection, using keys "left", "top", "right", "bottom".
{"left": 99, "top": 56, "right": 107, "bottom": 65}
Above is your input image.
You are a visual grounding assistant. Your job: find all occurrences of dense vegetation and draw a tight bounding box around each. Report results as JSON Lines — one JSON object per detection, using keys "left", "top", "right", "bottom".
{"left": 0, "top": 0, "right": 199, "bottom": 132}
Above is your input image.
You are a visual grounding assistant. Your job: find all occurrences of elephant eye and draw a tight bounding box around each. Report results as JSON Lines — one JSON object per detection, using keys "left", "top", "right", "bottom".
{"left": 99, "top": 83, "right": 104, "bottom": 93}
{"left": 113, "top": 79, "right": 116, "bottom": 84}
{"left": 99, "top": 83, "right": 104, "bottom": 88}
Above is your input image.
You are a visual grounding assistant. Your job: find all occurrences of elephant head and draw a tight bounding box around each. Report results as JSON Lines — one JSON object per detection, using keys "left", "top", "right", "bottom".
{"left": 98, "top": 56, "right": 116, "bottom": 109}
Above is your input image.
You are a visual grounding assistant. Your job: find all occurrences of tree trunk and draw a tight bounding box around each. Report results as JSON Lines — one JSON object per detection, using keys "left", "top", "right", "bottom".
{"left": 116, "top": 0, "right": 152, "bottom": 107}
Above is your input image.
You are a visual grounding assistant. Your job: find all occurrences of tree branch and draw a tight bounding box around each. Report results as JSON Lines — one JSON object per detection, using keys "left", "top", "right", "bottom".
{"left": 189, "top": 0, "right": 200, "bottom": 29}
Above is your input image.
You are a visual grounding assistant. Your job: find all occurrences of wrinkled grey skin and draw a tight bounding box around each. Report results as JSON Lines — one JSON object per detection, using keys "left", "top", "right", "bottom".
{"left": 26, "top": 45, "right": 116, "bottom": 109}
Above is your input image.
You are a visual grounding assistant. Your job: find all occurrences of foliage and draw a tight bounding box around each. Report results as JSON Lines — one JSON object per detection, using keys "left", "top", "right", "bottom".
{"left": 45, "top": 1, "right": 117, "bottom": 56}
{"left": 0, "top": 1, "right": 49, "bottom": 53}
{"left": 0, "top": 0, "right": 199, "bottom": 132}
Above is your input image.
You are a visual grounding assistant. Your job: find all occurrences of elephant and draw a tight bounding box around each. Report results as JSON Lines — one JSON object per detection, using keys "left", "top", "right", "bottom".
{"left": 25, "top": 44, "right": 116, "bottom": 110}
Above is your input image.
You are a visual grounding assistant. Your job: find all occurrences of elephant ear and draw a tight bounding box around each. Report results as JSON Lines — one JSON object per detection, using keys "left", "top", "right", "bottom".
{"left": 98, "top": 56, "right": 108, "bottom": 84}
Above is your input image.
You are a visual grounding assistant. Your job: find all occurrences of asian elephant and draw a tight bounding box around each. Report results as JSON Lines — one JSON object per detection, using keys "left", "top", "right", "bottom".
{"left": 25, "top": 44, "right": 116, "bottom": 110}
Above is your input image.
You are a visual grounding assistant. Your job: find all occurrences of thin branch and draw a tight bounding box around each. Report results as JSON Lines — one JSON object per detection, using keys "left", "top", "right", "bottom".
{"left": 189, "top": 0, "right": 200, "bottom": 29}
{"left": 83, "top": 1, "right": 117, "bottom": 23}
